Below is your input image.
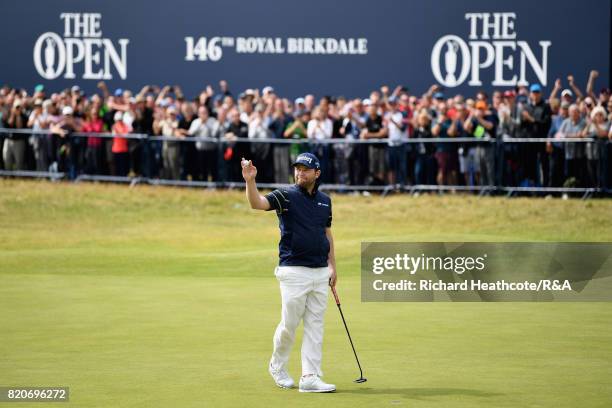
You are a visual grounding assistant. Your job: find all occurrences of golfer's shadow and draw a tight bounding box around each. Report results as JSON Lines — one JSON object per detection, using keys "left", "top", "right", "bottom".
{"left": 338, "top": 387, "right": 502, "bottom": 400}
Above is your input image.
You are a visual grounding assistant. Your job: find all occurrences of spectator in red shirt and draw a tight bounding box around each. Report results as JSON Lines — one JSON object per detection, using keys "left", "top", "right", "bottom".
{"left": 82, "top": 106, "right": 104, "bottom": 174}
{"left": 111, "top": 111, "right": 132, "bottom": 176}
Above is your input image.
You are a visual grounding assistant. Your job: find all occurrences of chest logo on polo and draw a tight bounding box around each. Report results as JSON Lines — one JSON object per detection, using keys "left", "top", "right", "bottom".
{"left": 317, "top": 202, "right": 329, "bottom": 207}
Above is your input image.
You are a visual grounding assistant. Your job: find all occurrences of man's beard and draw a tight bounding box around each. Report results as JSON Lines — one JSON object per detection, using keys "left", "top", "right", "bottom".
{"left": 296, "top": 177, "right": 315, "bottom": 190}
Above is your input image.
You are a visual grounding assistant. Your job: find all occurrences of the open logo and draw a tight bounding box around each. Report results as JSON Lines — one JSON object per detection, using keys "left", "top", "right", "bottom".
{"left": 33, "top": 13, "right": 129, "bottom": 80}
{"left": 430, "top": 13, "right": 551, "bottom": 88}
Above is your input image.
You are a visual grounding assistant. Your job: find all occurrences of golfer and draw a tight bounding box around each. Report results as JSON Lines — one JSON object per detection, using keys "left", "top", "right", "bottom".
{"left": 242, "top": 152, "right": 337, "bottom": 393}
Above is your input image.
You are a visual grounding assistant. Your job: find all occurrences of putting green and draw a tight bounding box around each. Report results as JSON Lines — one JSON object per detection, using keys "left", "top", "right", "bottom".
{"left": 1, "top": 179, "right": 611, "bottom": 407}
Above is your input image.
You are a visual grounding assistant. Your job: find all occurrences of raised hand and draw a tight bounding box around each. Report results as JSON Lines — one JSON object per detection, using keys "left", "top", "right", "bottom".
{"left": 241, "top": 157, "right": 257, "bottom": 181}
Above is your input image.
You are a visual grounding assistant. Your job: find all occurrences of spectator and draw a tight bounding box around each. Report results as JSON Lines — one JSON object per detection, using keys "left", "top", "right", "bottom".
{"left": 432, "top": 103, "right": 459, "bottom": 186}
{"left": 449, "top": 102, "right": 469, "bottom": 186}
{"left": 492, "top": 91, "right": 503, "bottom": 111}
{"left": 294, "top": 97, "right": 306, "bottom": 115}
{"left": 248, "top": 104, "right": 273, "bottom": 182}
{"left": 284, "top": 110, "right": 310, "bottom": 166}
{"left": 218, "top": 80, "right": 231, "bottom": 98}
{"left": 464, "top": 100, "right": 497, "bottom": 186}
{"left": 518, "top": 84, "right": 552, "bottom": 187}
{"left": 3, "top": 100, "right": 28, "bottom": 171}
{"left": 81, "top": 106, "right": 104, "bottom": 175}
{"left": 224, "top": 108, "right": 248, "bottom": 181}
{"left": 582, "top": 106, "right": 609, "bottom": 188}
{"left": 44, "top": 101, "right": 63, "bottom": 173}
{"left": 348, "top": 99, "right": 368, "bottom": 185}
{"left": 131, "top": 94, "right": 154, "bottom": 177}
{"left": 398, "top": 93, "right": 414, "bottom": 133}
{"left": 339, "top": 106, "right": 362, "bottom": 186}
{"left": 598, "top": 88, "right": 610, "bottom": 108}
{"left": 238, "top": 94, "right": 253, "bottom": 124}
{"left": 307, "top": 107, "right": 333, "bottom": 182}
{"left": 497, "top": 90, "right": 520, "bottom": 186}
{"left": 149, "top": 105, "right": 165, "bottom": 178}
{"left": 558, "top": 104, "right": 585, "bottom": 186}
{"left": 155, "top": 106, "right": 182, "bottom": 180}
{"left": 547, "top": 100, "right": 568, "bottom": 187}
{"left": 413, "top": 111, "right": 437, "bottom": 185}
{"left": 304, "top": 94, "right": 316, "bottom": 112}
{"left": 328, "top": 102, "right": 348, "bottom": 185}
{"left": 360, "top": 103, "right": 387, "bottom": 185}
{"left": 398, "top": 92, "right": 415, "bottom": 182}
{"left": 325, "top": 108, "right": 343, "bottom": 183}
{"left": 111, "top": 111, "right": 131, "bottom": 177}
{"left": 385, "top": 98, "right": 408, "bottom": 186}
{"left": 27, "top": 99, "right": 50, "bottom": 172}
{"left": 269, "top": 101, "right": 292, "bottom": 184}
{"left": 49, "top": 106, "right": 79, "bottom": 178}
{"left": 223, "top": 95, "right": 235, "bottom": 112}
{"left": 189, "top": 106, "right": 220, "bottom": 182}
{"left": 178, "top": 102, "right": 196, "bottom": 180}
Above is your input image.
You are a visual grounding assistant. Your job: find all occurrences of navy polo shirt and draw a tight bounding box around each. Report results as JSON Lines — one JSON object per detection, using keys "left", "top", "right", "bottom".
{"left": 265, "top": 184, "right": 332, "bottom": 268}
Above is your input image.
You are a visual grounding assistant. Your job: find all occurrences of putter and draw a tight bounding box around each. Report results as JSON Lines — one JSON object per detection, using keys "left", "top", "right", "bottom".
{"left": 331, "top": 286, "right": 367, "bottom": 383}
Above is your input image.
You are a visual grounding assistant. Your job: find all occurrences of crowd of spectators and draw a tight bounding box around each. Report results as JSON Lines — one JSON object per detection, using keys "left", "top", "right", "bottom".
{"left": 1, "top": 72, "right": 611, "bottom": 191}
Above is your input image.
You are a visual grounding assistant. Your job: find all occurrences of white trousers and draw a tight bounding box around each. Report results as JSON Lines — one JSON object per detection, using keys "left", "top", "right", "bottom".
{"left": 270, "top": 265, "right": 330, "bottom": 377}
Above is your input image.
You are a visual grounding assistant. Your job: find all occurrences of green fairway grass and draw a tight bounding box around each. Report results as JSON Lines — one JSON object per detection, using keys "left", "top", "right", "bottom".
{"left": 1, "top": 179, "right": 611, "bottom": 407}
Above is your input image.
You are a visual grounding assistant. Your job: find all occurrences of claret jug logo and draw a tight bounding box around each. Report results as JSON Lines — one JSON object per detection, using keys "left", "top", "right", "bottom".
{"left": 34, "top": 13, "right": 129, "bottom": 80}
{"left": 431, "top": 13, "right": 551, "bottom": 88}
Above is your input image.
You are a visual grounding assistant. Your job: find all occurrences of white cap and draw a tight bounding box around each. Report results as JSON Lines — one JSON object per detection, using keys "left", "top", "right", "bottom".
{"left": 295, "top": 97, "right": 305, "bottom": 105}
{"left": 71, "top": 85, "right": 81, "bottom": 92}
{"left": 62, "top": 106, "right": 74, "bottom": 115}
{"left": 113, "top": 111, "right": 123, "bottom": 122}
{"left": 561, "top": 89, "right": 573, "bottom": 98}
{"left": 590, "top": 106, "right": 606, "bottom": 120}
{"left": 362, "top": 98, "right": 372, "bottom": 106}
{"left": 262, "top": 86, "right": 274, "bottom": 95}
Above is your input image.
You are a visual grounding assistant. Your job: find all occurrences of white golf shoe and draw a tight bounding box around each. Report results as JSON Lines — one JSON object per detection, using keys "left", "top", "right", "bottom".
{"left": 298, "top": 375, "right": 336, "bottom": 393}
{"left": 269, "top": 364, "right": 294, "bottom": 389}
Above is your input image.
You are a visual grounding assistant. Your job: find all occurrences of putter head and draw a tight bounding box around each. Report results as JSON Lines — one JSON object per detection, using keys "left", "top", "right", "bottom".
{"left": 354, "top": 377, "right": 367, "bottom": 383}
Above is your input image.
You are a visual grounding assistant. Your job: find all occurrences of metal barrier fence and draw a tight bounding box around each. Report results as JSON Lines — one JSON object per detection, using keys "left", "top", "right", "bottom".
{"left": 0, "top": 127, "right": 610, "bottom": 198}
